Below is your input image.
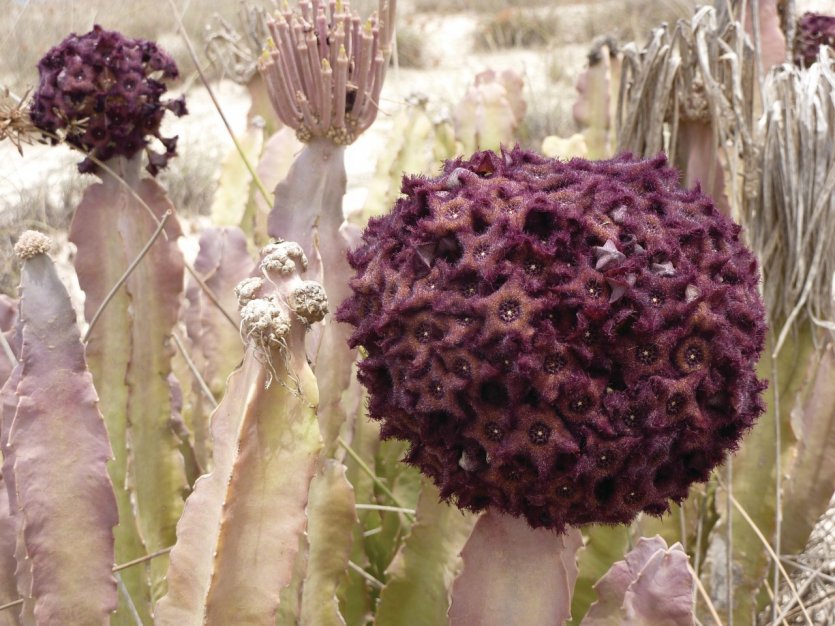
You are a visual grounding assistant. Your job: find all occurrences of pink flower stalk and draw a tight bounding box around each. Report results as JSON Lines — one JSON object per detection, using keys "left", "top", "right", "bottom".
{"left": 258, "top": 0, "right": 396, "bottom": 145}
{"left": 338, "top": 148, "right": 767, "bottom": 532}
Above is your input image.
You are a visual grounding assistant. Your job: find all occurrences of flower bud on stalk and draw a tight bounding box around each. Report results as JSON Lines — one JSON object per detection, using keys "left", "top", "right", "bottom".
{"left": 794, "top": 12, "right": 835, "bottom": 67}
{"left": 339, "top": 147, "right": 767, "bottom": 532}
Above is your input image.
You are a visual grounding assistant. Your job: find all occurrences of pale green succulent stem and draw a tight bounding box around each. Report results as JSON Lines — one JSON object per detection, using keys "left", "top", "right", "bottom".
{"left": 337, "top": 437, "right": 415, "bottom": 522}
{"left": 724, "top": 491, "right": 813, "bottom": 625}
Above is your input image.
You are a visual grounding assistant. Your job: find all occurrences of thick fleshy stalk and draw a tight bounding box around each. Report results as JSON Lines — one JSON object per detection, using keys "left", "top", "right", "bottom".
{"left": 453, "top": 70, "right": 526, "bottom": 154}
{"left": 581, "top": 536, "right": 695, "bottom": 625}
{"left": 70, "top": 156, "right": 189, "bottom": 621}
{"left": 572, "top": 39, "right": 620, "bottom": 159}
{"left": 156, "top": 241, "right": 326, "bottom": 625}
{"left": 449, "top": 511, "right": 582, "bottom": 626}
{"left": 259, "top": 1, "right": 396, "bottom": 451}
{"left": 5, "top": 232, "right": 119, "bottom": 625}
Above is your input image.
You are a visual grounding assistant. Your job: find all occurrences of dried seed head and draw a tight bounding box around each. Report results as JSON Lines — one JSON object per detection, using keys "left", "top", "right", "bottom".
{"left": 289, "top": 280, "right": 328, "bottom": 324}
{"left": 338, "top": 147, "right": 767, "bottom": 531}
{"left": 0, "top": 88, "right": 37, "bottom": 155}
{"left": 14, "top": 231, "right": 52, "bottom": 260}
{"left": 240, "top": 297, "right": 291, "bottom": 350}
{"left": 235, "top": 277, "right": 264, "bottom": 307}
{"left": 261, "top": 240, "right": 308, "bottom": 274}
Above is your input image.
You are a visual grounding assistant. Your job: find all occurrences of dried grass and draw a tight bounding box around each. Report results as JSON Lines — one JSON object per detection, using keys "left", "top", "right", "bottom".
{"left": 616, "top": 6, "right": 758, "bottom": 213}
{"left": 771, "top": 501, "right": 835, "bottom": 625}
{"left": 753, "top": 50, "right": 835, "bottom": 354}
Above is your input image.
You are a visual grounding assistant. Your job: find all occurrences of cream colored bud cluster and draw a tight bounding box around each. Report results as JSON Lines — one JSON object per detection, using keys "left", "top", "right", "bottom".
{"left": 14, "top": 230, "right": 52, "bottom": 260}
{"left": 258, "top": 0, "right": 396, "bottom": 145}
{"left": 236, "top": 240, "right": 329, "bottom": 355}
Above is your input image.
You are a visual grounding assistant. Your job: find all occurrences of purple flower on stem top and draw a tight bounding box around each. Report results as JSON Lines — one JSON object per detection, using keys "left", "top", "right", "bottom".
{"left": 29, "top": 25, "right": 187, "bottom": 175}
{"left": 338, "top": 147, "right": 767, "bottom": 532}
{"left": 795, "top": 12, "right": 835, "bottom": 67}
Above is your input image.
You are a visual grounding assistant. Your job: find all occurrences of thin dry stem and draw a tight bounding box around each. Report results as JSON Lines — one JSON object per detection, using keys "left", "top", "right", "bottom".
{"left": 0, "top": 332, "right": 17, "bottom": 368}
{"left": 337, "top": 436, "right": 415, "bottom": 522}
{"left": 689, "top": 562, "right": 725, "bottom": 626}
{"left": 726, "top": 491, "right": 814, "bottom": 626}
{"left": 347, "top": 560, "right": 384, "bottom": 589}
{"left": 0, "top": 547, "right": 174, "bottom": 613}
{"left": 171, "top": 331, "right": 219, "bottom": 410}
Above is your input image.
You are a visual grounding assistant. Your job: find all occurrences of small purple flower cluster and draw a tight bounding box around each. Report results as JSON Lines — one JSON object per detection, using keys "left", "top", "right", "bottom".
{"left": 338, "top": 148, "right": 767, "bottom": 531}
{"left": 795, "top": 12, "right": 835, "bottom": 68}
{"left": 30, "top": 25, "right": 187, "bottom": 175}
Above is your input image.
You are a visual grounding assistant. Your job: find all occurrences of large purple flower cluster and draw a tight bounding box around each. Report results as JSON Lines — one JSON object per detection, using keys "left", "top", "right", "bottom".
{"left": 795, "top": 12, "right": 835, "bottom": 67}
{"left": 338, "top": 148, "right": 767, "bottom": 531}
{"left": 30, "top": 25, "right": 187, "bottom": 175}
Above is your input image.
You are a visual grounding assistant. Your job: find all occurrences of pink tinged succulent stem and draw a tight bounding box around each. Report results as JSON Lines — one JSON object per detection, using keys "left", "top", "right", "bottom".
{"left": 330, "top": 21, "right": 344, "bottom": 70}
{"left": 0, "top": 474, "right": 18, "bottom": 617}
{"left": 267, "top": 140, "right": 352, "bottom": 447}
{"left": 743, "top": 0, "right": 787, "bottom": 74}
{"left": 262, "top": 53, "right": 291, "bottom": 125}
{"left": 70, "top": 155, "right": 188, "bottom": 616}
{"left": 342, "top": 14, "right": 353, "bottom": 58}
{"left": 1, "top": 339, "right": 22, "bottom": 619}
{"left": 677, "top": 120, "right": 731, "bottom": 216}
{"left": 581, "top": 536, "right": 695, "bottom": 625}
{"left": 297, "top": 39, "right": 316, "bottom": 109}
{"left": 351, "top": 16, "right": 361, "bottom": 66}
{"left": 297, "top": 91, "right": 318, "bottom": 130}
{"left": 269, "top": 140, "right": 346, "bottom": 277}
{"left": 275, "top": 51, "right": 304, "bottom": 121}
{"left": 155, "top": 242, "right": 325, "bottom": 625}
{"left": 368, "top": 22, "right": 381, "bottom": 84}
{"left": 573, "top": 49, "right": 613, "bottom": 159}
{"left": 300, "top": 0, "right": 311, "bottom": 21}
{"left": 10, "top": 232, "right": 120, "bottom": 625}
{"left": 449, "top": 510, "right": 583, "bottom": 626}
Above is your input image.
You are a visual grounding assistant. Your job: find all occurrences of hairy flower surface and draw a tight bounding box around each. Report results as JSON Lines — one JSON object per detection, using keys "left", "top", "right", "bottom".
{"left": 338, "top": 148, "right": 767, "bottom": 531}
{"left": 30, "top": 25, "right": 187, "bottom": 175}
{"left": 795, "top": 12, "right": 835, "bottom": 67}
